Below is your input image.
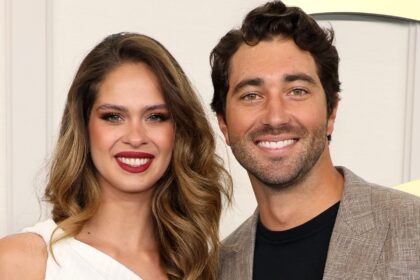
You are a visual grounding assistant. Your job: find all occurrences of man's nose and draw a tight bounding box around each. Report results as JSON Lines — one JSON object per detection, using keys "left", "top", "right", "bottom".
{"left": 260, "top": 96, "right": 291, "bottom": 127}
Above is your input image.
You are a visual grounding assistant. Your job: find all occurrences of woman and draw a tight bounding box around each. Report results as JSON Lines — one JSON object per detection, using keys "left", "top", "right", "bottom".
{"left": 0, "top": 32, "right": 231, "bottom": 280}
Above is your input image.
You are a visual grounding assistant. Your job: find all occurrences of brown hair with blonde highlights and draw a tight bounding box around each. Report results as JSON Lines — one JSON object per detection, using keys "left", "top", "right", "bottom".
{"left": 44, "top": 32, "right": 232, "bottom": 280}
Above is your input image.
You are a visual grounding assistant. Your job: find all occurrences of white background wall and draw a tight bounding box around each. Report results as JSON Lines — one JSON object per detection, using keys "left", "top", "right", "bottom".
{"left": 0, "top": 0, "right": 7, "bottom": 236}
{"left": 1, "top": 0, "right": 419, "bottom": 238}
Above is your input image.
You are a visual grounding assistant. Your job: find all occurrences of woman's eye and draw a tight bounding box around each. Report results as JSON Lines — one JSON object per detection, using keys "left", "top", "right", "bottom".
{"left": 100, "top": 113, "right": 123, "bottom": 122}
{"left": 148, "top": 113, "right": 170, "bottom": 122}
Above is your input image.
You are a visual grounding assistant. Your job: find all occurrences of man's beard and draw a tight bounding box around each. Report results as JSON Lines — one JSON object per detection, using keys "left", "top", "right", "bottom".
{"left": 229, "top": 123, "right": 327, "bottom": 190}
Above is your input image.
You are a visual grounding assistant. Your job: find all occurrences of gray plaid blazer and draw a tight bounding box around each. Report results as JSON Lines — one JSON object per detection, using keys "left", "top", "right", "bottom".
{"left": 219, "top": 167, "right": 420, "bottom": 279}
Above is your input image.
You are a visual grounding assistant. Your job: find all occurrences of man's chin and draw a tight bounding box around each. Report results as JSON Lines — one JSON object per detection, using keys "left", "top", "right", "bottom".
{"left": 256, "top": 175, "right": 303, "bottom": 190}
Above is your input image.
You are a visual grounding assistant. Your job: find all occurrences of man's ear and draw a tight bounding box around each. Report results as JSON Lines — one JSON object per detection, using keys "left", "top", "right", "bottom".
{"left": 217, "top": 114, "right": 230, "bottom": 146}
{"left": 327, "top": 102, "right": 338, "bottom": 137}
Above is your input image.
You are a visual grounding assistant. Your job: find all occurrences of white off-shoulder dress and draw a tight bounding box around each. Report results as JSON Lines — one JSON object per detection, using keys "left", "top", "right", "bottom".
{"left": 23, "top": 219, "right": 143, "bottom": 280}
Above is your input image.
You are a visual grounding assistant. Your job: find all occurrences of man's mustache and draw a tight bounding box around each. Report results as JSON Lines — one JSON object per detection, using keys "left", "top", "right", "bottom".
{"left": 248, "top": 124, "right": 308, "bottom": 139}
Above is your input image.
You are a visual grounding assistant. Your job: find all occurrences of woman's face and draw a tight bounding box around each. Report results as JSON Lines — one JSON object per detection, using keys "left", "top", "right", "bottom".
{"left": 88, "top": 62, "right": 174, "bottom": 197}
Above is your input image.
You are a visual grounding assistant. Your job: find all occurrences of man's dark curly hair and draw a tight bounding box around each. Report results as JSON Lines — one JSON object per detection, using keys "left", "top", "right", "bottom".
{"left": 210, "top": 1, "right": 341, "bottom": 118}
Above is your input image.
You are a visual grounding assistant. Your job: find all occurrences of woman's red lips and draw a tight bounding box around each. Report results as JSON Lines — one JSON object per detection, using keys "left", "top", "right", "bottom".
{"left": 115, "top": 151, "right": 154, "bottom": 173}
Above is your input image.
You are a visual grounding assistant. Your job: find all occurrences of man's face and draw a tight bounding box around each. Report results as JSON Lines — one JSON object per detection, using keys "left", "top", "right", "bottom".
{"left": 218, "top": 37, "right": 337, "bottom": 189}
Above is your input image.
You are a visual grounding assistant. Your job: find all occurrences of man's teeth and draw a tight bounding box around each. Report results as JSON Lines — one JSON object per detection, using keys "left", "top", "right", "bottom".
{"left": 118, "top": 157, "right": 149, "bottom": 167}
{"left": 258, "top": 139, "right": 296, "bottom": 149}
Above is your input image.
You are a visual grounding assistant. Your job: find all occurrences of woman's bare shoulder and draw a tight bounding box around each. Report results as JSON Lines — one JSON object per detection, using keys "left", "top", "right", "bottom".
{"left": 0, "top": 233, "right": 47, "bottom": 280}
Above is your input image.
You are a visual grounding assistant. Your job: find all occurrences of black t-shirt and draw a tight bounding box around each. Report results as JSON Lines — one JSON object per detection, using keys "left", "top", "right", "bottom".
{"left": 253, "top": 202, "right": 340, "bottom": 280}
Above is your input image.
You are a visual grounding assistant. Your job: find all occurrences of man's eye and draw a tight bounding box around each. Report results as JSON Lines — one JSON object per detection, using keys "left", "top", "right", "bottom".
{"left": 290, "top": 88, "right": 308, "bottom": 96}
{"left": 100, "top": 113, "right": 123, "bottom": 122}
{"left": 241, "top": 92, "right": 260, "bottom": 101}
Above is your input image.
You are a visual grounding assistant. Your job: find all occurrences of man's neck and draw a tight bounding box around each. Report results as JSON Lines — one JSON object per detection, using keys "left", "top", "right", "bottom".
{"left": 251, "top": 157, "right": 344, "bottom": 231}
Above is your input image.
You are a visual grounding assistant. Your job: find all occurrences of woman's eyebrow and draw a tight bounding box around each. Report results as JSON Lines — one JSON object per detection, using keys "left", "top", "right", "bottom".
{"left": 96, "top": 104, "right": 128, "bottom": 112}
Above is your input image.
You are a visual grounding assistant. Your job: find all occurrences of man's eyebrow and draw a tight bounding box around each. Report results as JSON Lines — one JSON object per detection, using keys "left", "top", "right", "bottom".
{"left": 232, "top": 78, "right": 263, "bottom": 95}
{"left": 283, "top": 73, "right": 316, "bottom": 84}
{"left": 231, "top": 73, "right": 316, "bottom": 95}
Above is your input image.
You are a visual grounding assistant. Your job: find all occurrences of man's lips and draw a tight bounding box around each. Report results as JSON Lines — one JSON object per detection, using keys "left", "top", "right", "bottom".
{"left": 257, "top": 139, "right": 297, "bottom": 149}
{"left": 253, "top": 133, "right": 299, "bottom": 149}
{"left": 249, "top": 125, "right": 305, "bottom": 151}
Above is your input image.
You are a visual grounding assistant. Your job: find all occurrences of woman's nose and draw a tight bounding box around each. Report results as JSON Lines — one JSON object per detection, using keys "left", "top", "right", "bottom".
{"left": 122, "top": 121, "right": 147, "bottom": 147}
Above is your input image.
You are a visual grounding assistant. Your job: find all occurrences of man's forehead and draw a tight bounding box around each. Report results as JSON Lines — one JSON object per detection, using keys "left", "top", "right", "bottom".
{"left": 228, "top": 38, "right": 320, "bottom": 86}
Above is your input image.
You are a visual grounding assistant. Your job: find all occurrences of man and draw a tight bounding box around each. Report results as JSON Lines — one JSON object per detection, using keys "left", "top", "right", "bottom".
{"left": 210, "top": 1, "right": 420, "bottom": 279}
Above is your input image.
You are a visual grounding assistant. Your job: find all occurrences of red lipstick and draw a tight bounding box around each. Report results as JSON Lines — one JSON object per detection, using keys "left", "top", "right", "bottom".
{"left": 115, "top": 151, "right": 154, "bottom": 173}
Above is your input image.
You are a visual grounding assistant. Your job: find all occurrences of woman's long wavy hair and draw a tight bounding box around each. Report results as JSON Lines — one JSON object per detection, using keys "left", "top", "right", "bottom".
{"left": 44, "top": 32, "right": 232, "bottom": 280}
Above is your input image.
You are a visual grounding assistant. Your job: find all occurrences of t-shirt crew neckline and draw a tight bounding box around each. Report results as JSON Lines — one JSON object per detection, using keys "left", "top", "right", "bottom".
{"left": 256, "top": 201, "right": 340, "bottom": 244}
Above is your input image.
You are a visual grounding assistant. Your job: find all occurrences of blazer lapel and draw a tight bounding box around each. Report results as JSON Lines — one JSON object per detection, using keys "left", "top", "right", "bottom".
{"left": 323, "top": 167, "right": 390, "bottom": 279}
{"left": 219, "top": 211, "right": 258, "bottom": 280}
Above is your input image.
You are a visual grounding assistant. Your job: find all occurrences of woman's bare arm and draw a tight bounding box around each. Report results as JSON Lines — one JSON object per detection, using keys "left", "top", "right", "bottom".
{"left": 0, "top": 233, "right": 47, "bottom": 280}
